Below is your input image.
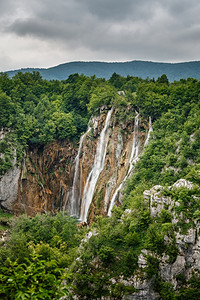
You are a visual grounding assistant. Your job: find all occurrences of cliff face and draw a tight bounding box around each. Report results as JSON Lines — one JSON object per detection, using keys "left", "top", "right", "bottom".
{"left": 0, "top": 106, "right": 151, "bottom": 220}
{"left": 0, "top": 130, "right": 20, "bottom": 212}
{"left": 63, "top": 106, "right": 150, "bottom": 223}
{"left": 0, "top": 137, "right": 76, "bottom": 215}
{"left": 0, "top": 165, "right": 20, "bottom": 211}
{"left": 16, "top": 140, "right": 78, "bottom": 216}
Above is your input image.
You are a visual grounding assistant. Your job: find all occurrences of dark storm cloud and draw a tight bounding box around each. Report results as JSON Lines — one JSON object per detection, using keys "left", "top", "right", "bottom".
{"left": 1, "top": 0, "right": 200, "bottom": 71}
{"left": 3, "top": 0, "right": 88, "bottom": 38}
{"left": 76, "top": 0, "right": 155, "bottom": 21}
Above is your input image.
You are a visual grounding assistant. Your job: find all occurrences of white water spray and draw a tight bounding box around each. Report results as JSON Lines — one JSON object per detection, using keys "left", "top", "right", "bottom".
{"left": 127, "top": 111, "right": 140, "bottom": 176}
{"left": 107, "top": 111, "right": 140, "bottom": 216}
{"left": 80, "top": 108, "right": 113, "bottom": 222}
{"left": 144, "top": 116, "right": 153, "bottom": 147}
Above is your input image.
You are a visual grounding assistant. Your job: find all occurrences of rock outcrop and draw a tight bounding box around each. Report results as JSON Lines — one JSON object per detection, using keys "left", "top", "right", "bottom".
{"left": 0, "top": 165, "right": 20, "bottom": 211}
{"left": 0, "top": 130, "right": 20, "bottom": 211}
{"left": 123, "top": 179, "right": 200, "bottom": 299}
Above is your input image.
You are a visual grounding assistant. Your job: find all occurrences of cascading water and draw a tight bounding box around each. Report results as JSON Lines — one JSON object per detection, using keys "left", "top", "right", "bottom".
{"left": 107, "top": 180, "right": 124, "bottom": 216}
{"left": 144, "top": 116, "right": 153, "bottom": 147}
{"left": 80, "top": 108, "right": 113, "bottom": 222}
{"left": 127, "top": 111, "right": 140, "bottom": 176}
{"left": 107, "top": 111, "right": 140, "bottom": 216}
{"left": 69, "top": 126, "right": 91, "bottom": 217}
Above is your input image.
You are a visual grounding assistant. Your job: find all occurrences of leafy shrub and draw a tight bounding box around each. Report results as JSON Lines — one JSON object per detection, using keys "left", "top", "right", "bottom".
{"left": 98, "top": 245, "right": 115, "bottom": 265}
{"left": 124, "top": 231, "right": 139, "bottom": 246}
{"left": 0, "top": 253, "right": 68, "bottom": 299}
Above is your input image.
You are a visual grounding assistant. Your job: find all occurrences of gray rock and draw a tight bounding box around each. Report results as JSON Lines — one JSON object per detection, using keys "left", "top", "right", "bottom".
{"left": 0, "top": 165, "right": 20, "bottom": 210}
{"left": 124, "top": 276, "right": 160, "bottom": 300}
{"left": 172, "top": 179, "right": 194, "bottom": 190}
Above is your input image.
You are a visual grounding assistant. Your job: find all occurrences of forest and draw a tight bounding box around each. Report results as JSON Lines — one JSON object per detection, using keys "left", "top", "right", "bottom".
{"left": 0, "top": 71, "right": 200, "bottom": 299}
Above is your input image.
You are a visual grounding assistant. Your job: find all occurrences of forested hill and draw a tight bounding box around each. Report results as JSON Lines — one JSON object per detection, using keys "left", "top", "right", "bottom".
{"left": 6, "top": 60, "right": 200, "bottom": 81}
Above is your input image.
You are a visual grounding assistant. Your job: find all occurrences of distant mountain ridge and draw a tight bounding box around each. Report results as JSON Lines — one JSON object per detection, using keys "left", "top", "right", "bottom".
{"left": 5, "top": 60, "right": 200, "bottom": 81}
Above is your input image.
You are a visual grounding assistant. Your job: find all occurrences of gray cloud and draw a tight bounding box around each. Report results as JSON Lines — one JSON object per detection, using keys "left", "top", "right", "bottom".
{"left": 1, "top": 0, "right": 200, "bottom": 71}
{"left": 0, "top": 0, "right": 16, "bottom": 13}
{"left": 76, "top": 0, "right": 153, "bottom": 21}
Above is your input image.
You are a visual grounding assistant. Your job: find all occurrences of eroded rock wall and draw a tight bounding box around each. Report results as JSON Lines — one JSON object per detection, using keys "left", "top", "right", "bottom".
{"left": 14, "top": 140, "right": 76, "bottom": 216}
{"left": 0, "top": 130, "right": 20, "bottom": 211}
{"left": 0, "top": 165, "right": 20, "bottom": 211}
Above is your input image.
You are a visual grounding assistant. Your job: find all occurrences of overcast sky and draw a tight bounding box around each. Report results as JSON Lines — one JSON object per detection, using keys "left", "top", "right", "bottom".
{"left": 1, "top": 0, "right": 200, "bottom": 71}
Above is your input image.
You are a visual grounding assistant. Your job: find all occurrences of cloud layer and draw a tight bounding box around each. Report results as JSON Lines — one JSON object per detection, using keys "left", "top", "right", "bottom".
{"left": 1, "top": 0, "right": 200, "bottom": 71}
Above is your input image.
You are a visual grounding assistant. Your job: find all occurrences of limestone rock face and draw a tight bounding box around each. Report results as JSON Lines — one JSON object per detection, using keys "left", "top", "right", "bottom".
{"left": 172, "top": 178, "right": 194, "bottom": 189}
{"left": 0, "top": 136, "right": 20, "bottom": 211}
{"left": 14, "top": 140, "right": 76, "bottom": 216}
{"left": 0, "top": 165, "right": 20, "bottom": 210}
{"left": 143, "top": 179, "right": 195, "bottom": 219}
{"left": 124, "top": 277, "right": 160, "bottom": 300}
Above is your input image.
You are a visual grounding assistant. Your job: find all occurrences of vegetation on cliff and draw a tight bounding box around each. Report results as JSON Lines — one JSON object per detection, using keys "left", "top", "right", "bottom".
{"left": 0, "top": 71, "right": 200, "bottom": 299}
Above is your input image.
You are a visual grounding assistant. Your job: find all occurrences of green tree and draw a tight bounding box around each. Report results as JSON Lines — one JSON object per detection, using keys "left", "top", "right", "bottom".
{"left": 52, "top": 112, "right": 77, "bottom": 139}
{"left": 87, "top": 84, "right": 116, "bottom": 113}
{"left": 0, "top": 92, "right": 14, "bottom": 127}
{"left": 156, "top": 74, "right": 169, "bottom": 85}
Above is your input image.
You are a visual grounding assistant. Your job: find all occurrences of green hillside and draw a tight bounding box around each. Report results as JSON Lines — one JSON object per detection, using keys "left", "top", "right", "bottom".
{"left": 6, "top": 60, "right": 200, "bottom": 81}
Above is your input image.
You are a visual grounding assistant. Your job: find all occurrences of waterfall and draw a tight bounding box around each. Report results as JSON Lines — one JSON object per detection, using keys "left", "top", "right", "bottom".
{"left": 144, "top": 116, "right": 153, "bottom": 147}
{"left": 80, "top": 108, "right": 113, "bottom": 222}
{"left": 69, "top": 126, "right": 91, "bottom": 217}
{"left": 107, "top": 180, "right": 125, "bottom": 216}
{"left": 107, "top": 111, "right": 140, "bottom": 216}
{"left": 127, "top": 111, "right": 140, "bottom": 176}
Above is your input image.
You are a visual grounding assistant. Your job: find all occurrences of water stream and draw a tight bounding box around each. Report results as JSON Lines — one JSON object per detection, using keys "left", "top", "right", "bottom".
{"left": 144, "top": 116, "right": 153, "bottom": 147}
{"left": 80, "top": 108, "right": 113, "bottom": 222}
{"left": 69, "top": 126, "right": 91, "bottom": 217}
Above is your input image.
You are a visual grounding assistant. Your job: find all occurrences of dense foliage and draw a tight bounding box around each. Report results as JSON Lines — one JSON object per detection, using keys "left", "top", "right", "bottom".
{"left": 0, "top": 213, "right": 84, "bottom": 299}
{"left": 1, "top": 71, "right": 200, "bottom": 299}
{"left": 127, "top": 77, "right": 200, "bottom": 191}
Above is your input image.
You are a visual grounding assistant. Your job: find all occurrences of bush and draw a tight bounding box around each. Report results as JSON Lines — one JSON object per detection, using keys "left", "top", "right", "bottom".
{"left": 124, "top": 232, "right": 139, "bottom": 246}
{"left": 98, "top": 245, "right": 115, "bottom": 265}
{"left": 0, "top": 253, "right": 68, "bottom": 299}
